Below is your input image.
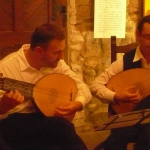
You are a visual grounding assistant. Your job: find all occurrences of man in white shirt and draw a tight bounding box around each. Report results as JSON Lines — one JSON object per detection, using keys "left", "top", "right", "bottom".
{"left": 90, "top": 15, "right": 150, "bottom": 150}
{"left": 0, "top": 23, "right": 91, "bottom": 150}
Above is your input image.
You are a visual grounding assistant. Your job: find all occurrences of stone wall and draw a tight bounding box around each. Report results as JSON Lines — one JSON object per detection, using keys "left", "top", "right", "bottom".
{"left": 67, "top": 0, "right": 143, "bottom": 127}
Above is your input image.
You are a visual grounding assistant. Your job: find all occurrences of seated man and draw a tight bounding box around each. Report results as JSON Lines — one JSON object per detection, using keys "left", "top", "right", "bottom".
{"left": 0, "top": 23, "right": 91, "bottom": 150}
{"left": 90, "top": 15, "right": 150, "bottom": 150}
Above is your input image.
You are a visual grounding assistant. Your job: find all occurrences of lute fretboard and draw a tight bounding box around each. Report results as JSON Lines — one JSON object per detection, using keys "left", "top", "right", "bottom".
{"left": 0, "top": 77, "right": 34, "bottom": 99}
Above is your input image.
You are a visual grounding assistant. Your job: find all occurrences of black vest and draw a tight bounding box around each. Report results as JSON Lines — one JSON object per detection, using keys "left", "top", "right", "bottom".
{"left": 123, "top": 49, "right": 142, "bottom": 70}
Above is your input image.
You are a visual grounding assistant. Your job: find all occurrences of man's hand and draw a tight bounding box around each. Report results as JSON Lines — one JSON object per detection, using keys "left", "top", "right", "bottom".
{"left": 114, "top": 85, "right": 142, "bottom": 103}
{"left": 0, "top": 90, "right": 24, "bottom": 114}
{"left": 54, "top": 101, "right": 83, "bottom": 121}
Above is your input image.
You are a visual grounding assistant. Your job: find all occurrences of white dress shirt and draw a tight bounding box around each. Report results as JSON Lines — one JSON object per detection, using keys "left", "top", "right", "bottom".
{"left": 0, "top": 44, "right": 91, "bottom": 119}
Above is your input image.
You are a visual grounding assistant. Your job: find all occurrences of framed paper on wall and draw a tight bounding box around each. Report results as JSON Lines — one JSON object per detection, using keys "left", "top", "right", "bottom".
{"left": 143, "top": 0, "right": 150, "bottom": 16}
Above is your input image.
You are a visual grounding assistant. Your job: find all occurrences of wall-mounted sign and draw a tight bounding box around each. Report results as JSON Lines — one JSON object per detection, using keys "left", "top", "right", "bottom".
{"left": 94, "top": 0, "right": 126, "bottom": 38}
{"left": 143, "top": 0, "right": 150, "bottom": 16}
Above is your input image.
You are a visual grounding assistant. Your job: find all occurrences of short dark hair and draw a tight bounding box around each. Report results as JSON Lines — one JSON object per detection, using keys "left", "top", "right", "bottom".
{"left": 137, "top": 15, "right": 150, "bottom": 32}
{"left": 30, "top": 23, "right": 65, "bottom": 49}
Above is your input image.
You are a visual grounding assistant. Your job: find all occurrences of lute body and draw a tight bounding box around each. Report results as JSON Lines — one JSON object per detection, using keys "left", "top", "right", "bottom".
{"left": 107, "top": 68, "right": 150, "bottom": 114}
{"left": 0, "top": 73, "right": 78, "bottom": 120}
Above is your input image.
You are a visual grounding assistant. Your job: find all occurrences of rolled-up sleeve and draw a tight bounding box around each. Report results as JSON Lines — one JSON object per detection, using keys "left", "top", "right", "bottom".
{"left": 89, "top": 59, "right": 123, "bottom": 103}
{"left": 58, "top": 60, "right": 91, "bottom": 108}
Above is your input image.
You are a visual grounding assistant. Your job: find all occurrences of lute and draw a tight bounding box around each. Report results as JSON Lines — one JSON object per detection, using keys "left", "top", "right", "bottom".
{"left": 0, "top": 73, "right": 78, "bottom": 121}
{"left": 107, "top": 68, "right": 150, "bottom": 114}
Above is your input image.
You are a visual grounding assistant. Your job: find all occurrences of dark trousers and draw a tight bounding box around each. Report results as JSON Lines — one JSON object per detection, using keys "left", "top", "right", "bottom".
{"left": 0, "top": 113, "right": 87, "bottom": 150}
{"left": 94, "top": 95, "right": 150, "bottom": 150}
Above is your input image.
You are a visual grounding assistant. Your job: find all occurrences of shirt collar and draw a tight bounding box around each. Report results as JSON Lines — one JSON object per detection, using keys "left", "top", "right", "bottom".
{"left": 133, "top": 45, "right": 144, "bottom": 62}
{"left": 17, "top": 44, "right": 62, "bottom": 72}
{"left": 18, "top": 44, "right": 36, "bottom": 71}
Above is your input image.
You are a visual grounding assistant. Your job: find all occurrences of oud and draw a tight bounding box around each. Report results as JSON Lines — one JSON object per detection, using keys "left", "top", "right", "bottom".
{"left": 107, "top": 68, "right": 150, "bottom": 114}
{"left": 0, "top": 73, "right": 77, "bottom": 120}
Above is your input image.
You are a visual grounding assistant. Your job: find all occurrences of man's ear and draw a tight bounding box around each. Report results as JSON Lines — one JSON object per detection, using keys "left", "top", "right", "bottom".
{"left": 35, "top": 46, "right": 44, "bottom": 56}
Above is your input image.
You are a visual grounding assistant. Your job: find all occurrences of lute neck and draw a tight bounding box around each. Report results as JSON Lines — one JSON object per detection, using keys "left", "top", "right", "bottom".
{"left": 0, "top": 77, "right": 34, "bottom": 99}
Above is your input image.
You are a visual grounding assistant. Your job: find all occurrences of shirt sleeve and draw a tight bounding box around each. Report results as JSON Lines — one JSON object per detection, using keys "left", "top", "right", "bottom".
{"left": 58, "top": 60, "right": 91, "bottom": 108}
{"left": 89, "top": 59, "right": 124, "bottom": 103}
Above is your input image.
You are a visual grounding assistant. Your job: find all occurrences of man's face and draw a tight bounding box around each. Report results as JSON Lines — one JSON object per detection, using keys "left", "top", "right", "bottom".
{"left": 137, "top": 23, "right": 150, "bottom": 55}
{"left": 40, "top": 39, "right": 65, "bottom": 68}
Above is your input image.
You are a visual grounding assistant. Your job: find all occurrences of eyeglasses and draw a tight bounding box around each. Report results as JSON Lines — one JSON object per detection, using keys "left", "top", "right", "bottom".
{"left": 141, "top": 34, "right": 150, "bottom": 40}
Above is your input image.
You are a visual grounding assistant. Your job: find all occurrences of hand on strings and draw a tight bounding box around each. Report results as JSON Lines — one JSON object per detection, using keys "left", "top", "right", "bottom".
{"left": 0, "top": 90, "right": 24, "bottom": 114}
{"left": 114, "top": 85, "right": 142, "bottom": 103}
{"left": 54, "top": 101, "right": 83, "bottom": 121}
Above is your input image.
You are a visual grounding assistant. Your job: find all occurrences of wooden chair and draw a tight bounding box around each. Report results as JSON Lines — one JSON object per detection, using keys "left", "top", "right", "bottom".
{"left": 111, "top": 36, "right": 139, "bottom": 63}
